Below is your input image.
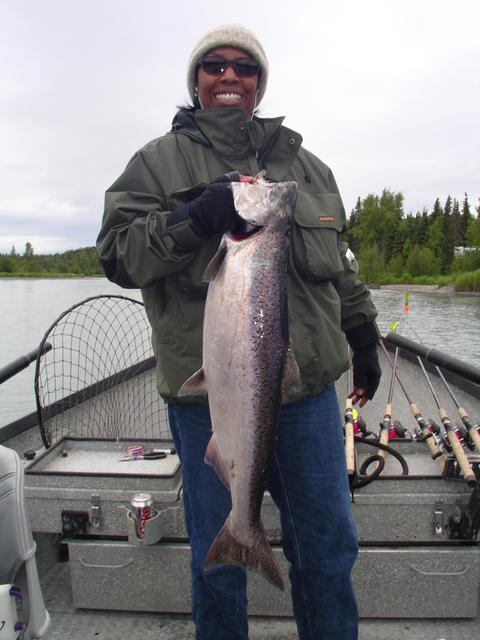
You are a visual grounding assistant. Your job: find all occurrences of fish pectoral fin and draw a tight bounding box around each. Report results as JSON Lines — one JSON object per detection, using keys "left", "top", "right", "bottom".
{"left": 204, "top": 434, "right": 231, "bottom": 490}
{"left": 178, "top": 367, "right": 208, "bottom": 397}
{"left": 202, "top": 238, "right": 227, "bottom": 282}
{"left": 281, "top": 347, "right": 302, "bottom": 401}
{"left": 204, "top": 518, "right": 284, "bottom": 591}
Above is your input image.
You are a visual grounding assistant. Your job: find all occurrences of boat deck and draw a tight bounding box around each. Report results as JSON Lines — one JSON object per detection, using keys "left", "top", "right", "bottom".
{"left": 3, "top": 336, "right": 480, "bottom": 639}
{"left": 40, "top": 561, "right": 480, "bottom": 639}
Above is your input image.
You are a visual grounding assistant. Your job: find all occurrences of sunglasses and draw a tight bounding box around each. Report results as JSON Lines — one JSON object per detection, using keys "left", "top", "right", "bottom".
{"left": 198, "top": 56, "right": 259, "bottom": 78}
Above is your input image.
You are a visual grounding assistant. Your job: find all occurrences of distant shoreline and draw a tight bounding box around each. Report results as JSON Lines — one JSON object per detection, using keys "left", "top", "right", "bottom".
{"left": 0, "top": 273, "right": 104, "bottom": 279}
{"left": 2, "top": 274, "right": 479, "bottom": 295}
{"left": 372, "top": 283, "right": 480, "bottom": 295}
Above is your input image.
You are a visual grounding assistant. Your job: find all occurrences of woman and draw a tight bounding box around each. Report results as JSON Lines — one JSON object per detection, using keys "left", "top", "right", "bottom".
{"left": 97, "top": 24, "right": 381, "bottom": 640}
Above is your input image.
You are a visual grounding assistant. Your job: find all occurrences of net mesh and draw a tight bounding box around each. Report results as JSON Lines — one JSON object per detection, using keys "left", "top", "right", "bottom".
{"left": 34, "top": 295, "right": 170, "bottom": 447}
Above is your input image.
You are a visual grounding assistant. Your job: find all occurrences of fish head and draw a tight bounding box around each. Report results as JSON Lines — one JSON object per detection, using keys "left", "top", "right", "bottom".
{"left": 231, "top": 178, "right": 298, "bottom": 229}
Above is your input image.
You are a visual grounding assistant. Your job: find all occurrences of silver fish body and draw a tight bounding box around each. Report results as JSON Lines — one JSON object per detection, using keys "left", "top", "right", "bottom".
{"left": 179, "top": 177, "right": 300, "bottom": 589}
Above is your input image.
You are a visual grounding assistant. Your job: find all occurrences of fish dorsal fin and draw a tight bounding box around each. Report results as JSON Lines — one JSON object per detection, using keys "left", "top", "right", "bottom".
{"left": 203, "top": 238, "right": 227, "bottom": 282}
{"left": 178, "top": 367, "right": 208, "bottom": 397}
{"left": 204, "top": 434, "right": 231, "bottom": 490}
{"left": 281, "top": 348, "right": 302, "bottom": 401}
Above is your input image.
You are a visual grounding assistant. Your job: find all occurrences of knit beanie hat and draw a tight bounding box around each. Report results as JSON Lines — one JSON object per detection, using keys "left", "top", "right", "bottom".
{"left": 187, "top": 24, "right": 269, "bottom": 105}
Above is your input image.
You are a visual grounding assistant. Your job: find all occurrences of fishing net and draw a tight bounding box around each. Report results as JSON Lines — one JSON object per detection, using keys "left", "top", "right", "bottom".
{"left": 34, "top": 295, "right": 170, "bottom": 447}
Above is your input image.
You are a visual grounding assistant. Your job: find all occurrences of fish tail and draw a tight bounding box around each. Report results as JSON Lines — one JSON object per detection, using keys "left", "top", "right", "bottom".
{"left": 204, "top": 519, "right": 284, "bottom": 590}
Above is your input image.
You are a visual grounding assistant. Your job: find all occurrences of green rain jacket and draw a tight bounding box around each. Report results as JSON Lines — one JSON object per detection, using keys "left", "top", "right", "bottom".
{"left": 97, "top": 107, "right": 378, "bottom": 402}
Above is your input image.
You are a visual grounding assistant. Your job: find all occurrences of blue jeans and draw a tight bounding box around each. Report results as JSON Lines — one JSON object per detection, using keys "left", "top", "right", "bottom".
{"left": 168, "top": 386, "right": 358, "bottom": 640}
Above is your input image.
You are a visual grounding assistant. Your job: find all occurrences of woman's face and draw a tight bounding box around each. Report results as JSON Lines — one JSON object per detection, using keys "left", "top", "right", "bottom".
{"left": 196, "top": 46, "right": 259, "bottom": 119}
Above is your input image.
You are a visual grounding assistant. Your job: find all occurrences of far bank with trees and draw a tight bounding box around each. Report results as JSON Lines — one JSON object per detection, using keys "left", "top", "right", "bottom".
{"left": 344, "top": 191, "right": 480, "bottom": 291}
{"left": 1, "top": 191, "right": 480, "bottom": 291}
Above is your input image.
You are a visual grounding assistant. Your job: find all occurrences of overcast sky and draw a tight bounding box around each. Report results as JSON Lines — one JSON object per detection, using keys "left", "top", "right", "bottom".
{"left": 1, "top": 0, "right": 479, "bottom": 254}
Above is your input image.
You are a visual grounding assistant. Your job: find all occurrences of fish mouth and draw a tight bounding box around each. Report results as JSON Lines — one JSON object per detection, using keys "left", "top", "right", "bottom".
{"left": 229, "top": 226, "right": 262, "bottom": 241}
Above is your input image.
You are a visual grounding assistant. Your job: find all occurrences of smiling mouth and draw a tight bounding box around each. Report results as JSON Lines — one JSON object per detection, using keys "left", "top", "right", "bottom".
{"left": 214, "top": 92, "right": 242, "bottom": 102}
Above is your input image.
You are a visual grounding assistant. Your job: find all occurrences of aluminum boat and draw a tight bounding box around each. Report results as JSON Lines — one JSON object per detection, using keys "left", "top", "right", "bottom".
{"left": 1, "top": 295, "right": 479, "bottom": 640}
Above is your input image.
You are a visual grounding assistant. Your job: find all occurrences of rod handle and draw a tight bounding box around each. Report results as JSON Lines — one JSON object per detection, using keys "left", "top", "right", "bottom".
{"left": 446, "top": 430, "right": 477, "bottom": 486}
{"left": 455, "top": 407, "right": 480, "bottom": 454}
{"left": 411, "top": 404, "right": 445, "bottom": 470}
{"left": 377, "top": 427, "right": 390, "bottom": 461}
{"left": 375, "top": 427, "right": 390, "bottom": 474}
{"left": 345, "top": 421, "right": 355, "bottom": 476}
{"left": 424, "top": 432, "right": 446, "bottom": 471}
{"left": 410, "top": 403, "right": 420, "bottom": 418}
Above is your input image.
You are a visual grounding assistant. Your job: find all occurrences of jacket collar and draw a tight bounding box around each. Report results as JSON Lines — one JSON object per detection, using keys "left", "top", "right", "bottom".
{"left": 172, "top": 107, "right": 302, "bottom": 173}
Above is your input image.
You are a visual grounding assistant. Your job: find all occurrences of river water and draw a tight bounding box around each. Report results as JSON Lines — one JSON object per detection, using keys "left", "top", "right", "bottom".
{"left": 1, "top": 278, "right": 479, "bottom": 427}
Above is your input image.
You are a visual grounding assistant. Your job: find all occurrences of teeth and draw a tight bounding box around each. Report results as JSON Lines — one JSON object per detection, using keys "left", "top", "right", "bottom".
{"left": 215, "top": 93, "right": 242, "bottom": 101}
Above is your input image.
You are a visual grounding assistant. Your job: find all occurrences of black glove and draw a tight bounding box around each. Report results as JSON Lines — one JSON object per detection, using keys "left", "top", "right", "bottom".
{"left": 345, "top": 321, "right": 381, "bottom": 406}
{"left": 351, "top": 343, "right": 381, "bottom": 403}
{"left": 167, "top": 173, "right": 242, "bottom": 238}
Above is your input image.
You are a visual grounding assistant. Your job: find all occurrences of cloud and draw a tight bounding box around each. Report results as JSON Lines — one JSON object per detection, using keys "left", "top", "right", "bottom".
{"left": 1, "top": 0, "right": 479, "bottom": 253}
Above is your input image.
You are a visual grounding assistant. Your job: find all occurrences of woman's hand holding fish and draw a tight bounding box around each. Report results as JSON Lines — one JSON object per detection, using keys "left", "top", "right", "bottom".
{"left": 167, "top": 173, "right": 244, "bottom": 238}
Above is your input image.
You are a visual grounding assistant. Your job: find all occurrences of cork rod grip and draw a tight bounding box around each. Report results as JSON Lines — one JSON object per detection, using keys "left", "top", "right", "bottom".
{"left": 446, "top": 430, "right": 476, "bottom": 485}
{"left": 345, "top": 421, "right": 355, "bottom": 476}
{"left": 410, "top": 403, "right": 445, "bottom": 470}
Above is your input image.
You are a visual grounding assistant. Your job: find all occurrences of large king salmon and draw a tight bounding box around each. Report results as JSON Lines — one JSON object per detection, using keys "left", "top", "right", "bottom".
{"left": 179, "top": 175, "right": 300, "bottom": 589}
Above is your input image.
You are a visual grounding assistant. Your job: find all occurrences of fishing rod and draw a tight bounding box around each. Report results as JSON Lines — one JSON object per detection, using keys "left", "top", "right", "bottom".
{"left": 416, "top": 356, "right": 477, "bottom": 487}
{"left": 375, "top": 345, "right": 398, "bottom": 473}
{"left": 345, "top": 351, "right": 410, "bottom": 490}
{"left": 375, "top": 344, "right": 411, "bottom": 471}
{"left": 435, "top": 366, "right": 480, "bottom": 455}
{"left": 383, "top": 346, "right": 399, "bottom": 441}
{"left": 344, "top": 356, "right": 399, "bottom": 491}
{"left": 377, "top": 302, "right": 412, "bottom": 466}
{"left": 344, "top": 355, "right": 375, "bottom": 476}
{"left": 380, "top": 339, "right": 446, "bottom": 472}
{"left": 344, "top": 363, "right": 355, "bottom": 477}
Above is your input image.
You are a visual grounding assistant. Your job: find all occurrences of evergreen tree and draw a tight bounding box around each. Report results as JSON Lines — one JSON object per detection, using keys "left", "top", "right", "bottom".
{"left": 452, "top": 198, "right": 461, "bottom": 246}
{"left": 460, "top": 193, "right": 472, "bottom": 246}
{"left": 417, "top": 209, "right": 429, "bottom": 245}
{"left": 440, "top": 196, "right": 455, "bottom": 273}
{"left": 427, "top": 218, "right": 443, "bottom": 258}
{"left": 467, "top": 216, "right": 480, "bottom": 247}
{"left": 345, "top": 197, "right": 362, "bottom": 253}
{"left": 431, "top": 198, "right": 442, "bottom": 221}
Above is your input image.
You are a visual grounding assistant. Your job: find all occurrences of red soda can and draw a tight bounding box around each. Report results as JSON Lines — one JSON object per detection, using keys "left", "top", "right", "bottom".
{"left": 131, "top": 493, "right": 153, "bottom": 538}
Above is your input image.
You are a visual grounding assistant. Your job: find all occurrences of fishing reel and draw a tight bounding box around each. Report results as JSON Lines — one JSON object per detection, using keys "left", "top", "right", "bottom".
{"left": 457, "top": 423, "right": 475, "bottom": 451}
{"left": 440, "top": 420, "right": 473, "bottom": 452}
{"left": 354, "top": 413, "right": 370, "bottom": 437}
{"left": 344, "top": 405, "right": 371, "bottom": 438}
{"left": 379, "top": 419, "right": 410, "bottom": 440}
{"left": 430, "top": 419, "right": 452, "bottom": 453}
{"left": 414, "top": 419, "right": 448, "bottom": 452}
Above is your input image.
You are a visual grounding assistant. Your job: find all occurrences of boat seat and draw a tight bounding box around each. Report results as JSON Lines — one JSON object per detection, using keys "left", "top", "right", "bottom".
{"left": 0, "top": 445, "right": 50, "bottom": 639}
